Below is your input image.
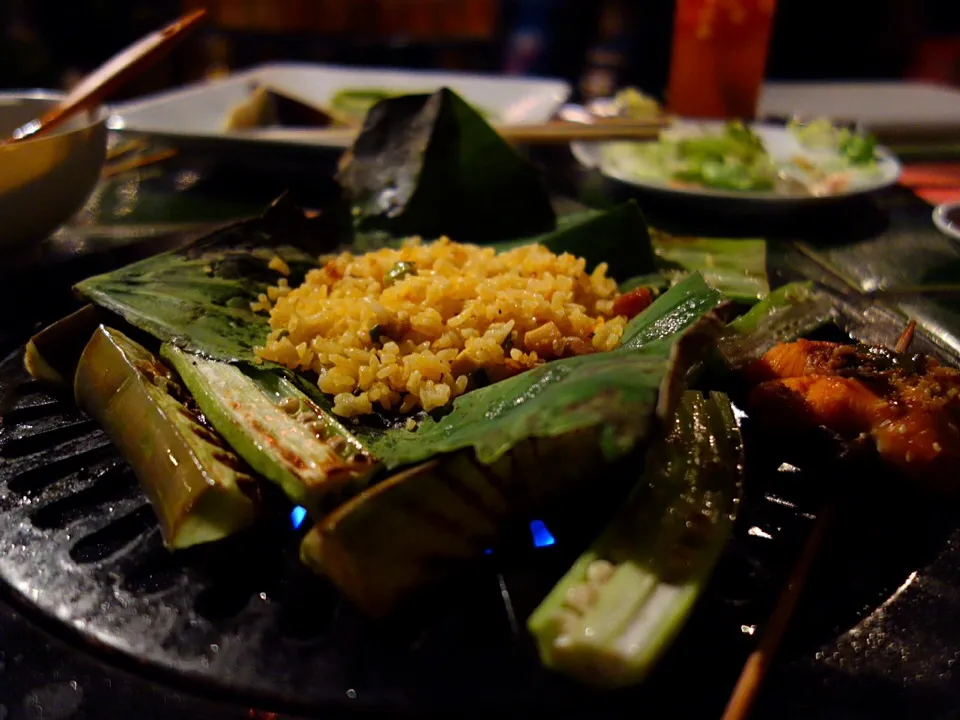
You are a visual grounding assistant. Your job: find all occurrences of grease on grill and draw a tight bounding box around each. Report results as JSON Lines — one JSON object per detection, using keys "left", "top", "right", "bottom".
{"left": 120, "top": 542, "right": 190, "bottom": 596}
{"left": 3, "top": 435, "right": 116, "bottom": 498}
{"left": 68, "top": 505, "right": 158, "bottom": 565}
{"left": 29, "top": 462, "right": 137, "bottom": 530}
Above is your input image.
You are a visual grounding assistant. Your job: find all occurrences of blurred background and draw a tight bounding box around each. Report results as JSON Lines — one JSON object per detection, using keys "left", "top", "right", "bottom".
{"left": 1, "top": 0, "right": 959, "bottom": 102}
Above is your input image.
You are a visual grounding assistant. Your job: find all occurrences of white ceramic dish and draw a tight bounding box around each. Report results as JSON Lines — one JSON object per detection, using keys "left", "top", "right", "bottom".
{"left": 758, "top": 81, "right": 960, "bottom": 141}
{"left": 571, "top": 120, "right": 902, "bottom": 206}
{"left": 933, "top": 202, "right": 960, "bottom": 242}
{"left": 108, "top": 62, "right": 571, "bottom": 153}
{"left": 0, "top": 92, "right": 108, "bottom": 249}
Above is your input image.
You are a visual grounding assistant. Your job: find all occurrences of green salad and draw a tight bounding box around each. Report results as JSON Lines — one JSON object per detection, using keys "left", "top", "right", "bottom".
{"left": 600, "top": 118, "right": 881, "bottom": 196}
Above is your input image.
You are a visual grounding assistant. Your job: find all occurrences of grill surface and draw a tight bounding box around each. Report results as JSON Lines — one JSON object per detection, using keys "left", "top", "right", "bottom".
{"left": 1, "top": 271, "right": 959, "bottom": 717}
{"left": 0, "top": 345, "right": 819, "bottom": 716}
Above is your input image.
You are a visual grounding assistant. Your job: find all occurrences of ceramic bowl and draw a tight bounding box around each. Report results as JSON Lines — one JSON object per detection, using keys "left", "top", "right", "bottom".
{"left": 0, "top": 92, "right": 108, "bottom": 249}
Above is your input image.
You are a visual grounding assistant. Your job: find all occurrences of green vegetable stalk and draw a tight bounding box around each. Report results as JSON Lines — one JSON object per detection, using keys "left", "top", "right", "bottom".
{"left": 163, "top": 345, "right": 379, "bottom": 516}
{"left": 527, "top": 390, "right": 743, "bottom": 688}
{"left": 75, "top": 327, "right": 259, "bottom": 549}
{"left": 25, "top": 305, "right": 101, "bottom": 389}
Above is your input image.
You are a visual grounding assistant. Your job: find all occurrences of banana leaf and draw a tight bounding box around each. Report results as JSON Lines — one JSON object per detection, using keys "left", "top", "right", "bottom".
{"left": 337, "top": 88, "right": 556, "bottom": 243}
{"left": 353, "top": 201, "right": 658, "bottom": 284}
{"left": 74, "top": 198, "right": 659, "bottom": 366}
{"left": 651, "top": 230, "right": 769, "bottom": 303}
{"left": 494, "top": 201, "right": 656, "bottom": 282}
{"left": 357, "top": 274, "right": 726, "bottom": 469}
{"left": 74, "top": 192, "right": 724, "bottom": 474}
{"left": 496, "top": 213, "right": 769, "bottom": 302}
{"left": 74, "top": 195, "right": 331, "bottom": 363}
{"left": 73, "top": 131, "right": 720, "bottom": 480}
{"left": 717, "top": 281, "right": 836, "bottom": 367}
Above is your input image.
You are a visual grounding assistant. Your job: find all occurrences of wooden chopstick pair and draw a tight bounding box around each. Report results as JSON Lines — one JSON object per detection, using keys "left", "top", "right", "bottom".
{"left": 237, "top": 118, "right": 667, "bottom": 146}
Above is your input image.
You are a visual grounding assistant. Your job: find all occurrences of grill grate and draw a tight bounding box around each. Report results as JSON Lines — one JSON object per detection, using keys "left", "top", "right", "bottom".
{"left": 0, "top": 333, "right": 952, "bottom": 717}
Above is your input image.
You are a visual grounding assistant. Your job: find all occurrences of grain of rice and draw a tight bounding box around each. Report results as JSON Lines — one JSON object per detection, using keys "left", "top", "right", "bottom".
{"left": 255, "top": 237, "right": 629, "bottom": 416}
{"left": 268, "top": 256, "right": 291, "bottom": 276}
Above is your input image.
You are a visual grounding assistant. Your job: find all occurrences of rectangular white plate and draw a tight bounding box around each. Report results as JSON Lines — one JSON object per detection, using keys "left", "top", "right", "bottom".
{"left": 759, "top": 81, "right": 960, "bottom": 141}
{"left": 108, "top": 62, "right": 571, "bottom": 155}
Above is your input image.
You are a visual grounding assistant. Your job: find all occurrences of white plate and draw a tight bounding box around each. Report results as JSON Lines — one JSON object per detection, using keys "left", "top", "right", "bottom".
{"left": 933, "top": 203, "right": 960, "bottom": 242}
{"left": 758, "top": 81, "right": 960, "bottom": 140}
{"left": 108, "top": 62, "right": 571, "bottom": 153}
{"left": 571, "top": 121, "right": 902, "bottom": 204}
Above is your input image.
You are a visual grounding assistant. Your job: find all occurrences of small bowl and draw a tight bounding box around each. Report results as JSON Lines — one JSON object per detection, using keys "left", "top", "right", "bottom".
{"left": 933, "top": 202, "right": 960, "bottom": 242}
{"left": 0, "top": 92, "right": 108, "bottom": 249}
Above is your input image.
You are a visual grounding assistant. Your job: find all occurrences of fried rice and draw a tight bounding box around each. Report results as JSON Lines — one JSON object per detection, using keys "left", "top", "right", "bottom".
{"left": 254, "top": 237, "right": 628, "bottom": 417}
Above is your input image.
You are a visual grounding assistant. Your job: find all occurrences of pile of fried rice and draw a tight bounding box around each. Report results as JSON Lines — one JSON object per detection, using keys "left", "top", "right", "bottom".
{"left": 254, "top": 238, "right": 628, "bottom": 417}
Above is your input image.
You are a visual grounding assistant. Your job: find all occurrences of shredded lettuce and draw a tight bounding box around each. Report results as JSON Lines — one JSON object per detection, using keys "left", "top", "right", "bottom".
{"left": 788, "top": 117, "right": 877, "bottom": 166}
{"left": 602, "top": 118, "right": 881, "bottom": 196}
{"left": 604, "top": 121, "right": 776, "bottom": 192}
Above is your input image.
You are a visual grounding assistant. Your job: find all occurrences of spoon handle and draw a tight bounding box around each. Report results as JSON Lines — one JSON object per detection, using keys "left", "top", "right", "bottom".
{"left": 11, "top": 9, "right": 207, "bottom": 142}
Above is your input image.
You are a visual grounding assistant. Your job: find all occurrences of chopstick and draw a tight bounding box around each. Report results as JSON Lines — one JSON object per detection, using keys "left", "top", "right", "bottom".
{"left": 236, "top": 119, "right": 667, "bottom": 146}
{"left": 106, "top": 137, "right": 150, "bottom": 161}
{"left": 722, "top": 319, "right": 919, "bottom": 720}
{"left": 8, "top": 10, "right": 207, "bottom": 142}
{"left": 499, "top": 120, "right": 666, "bottom": 144}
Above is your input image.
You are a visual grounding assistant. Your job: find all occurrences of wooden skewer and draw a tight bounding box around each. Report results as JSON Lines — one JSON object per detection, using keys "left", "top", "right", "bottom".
{"left": 720, "top": 503, "right": 835, "bottom": 720}
{"left": 102, "top": 148, "right": 178, "bottom": 178}
{"left": 868, "top": 285, "right": 960, "bottom": 299}
{"left": 895, "top": 320, "right": 917, "bottom": 354}
{"left": 235, "top": 119, "right": 667, "bottom": 147}
{"left": 7, "top": 9, "right": 207, "bottom": 143}
{"left": 723, "top": 318, "right": 917, "bottom": 720}
{"left": 106, "top": 137, "right": 149, "bottom": 161}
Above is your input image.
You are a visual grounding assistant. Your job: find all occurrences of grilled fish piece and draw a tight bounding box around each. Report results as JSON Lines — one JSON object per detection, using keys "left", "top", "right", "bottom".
{"left": 745, "top": 339, "right": 960, "bottom": 492}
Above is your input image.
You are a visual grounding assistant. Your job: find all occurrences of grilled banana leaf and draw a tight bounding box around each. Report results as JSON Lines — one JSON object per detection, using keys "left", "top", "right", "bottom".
{"left": 493, "top": 201, "right": 656, "bottom": 282}
{"left": 75, "top": 326, "right": 259, "bottom": 548}
{"left": 651, "top": 230, "right": 769, "bottom": 303}
{"left": 717, "top": 281, "right": 836, "bottom": 367}
{"left": 338, "top": 88, "right": 556, "bottom": 243}
{"left": 360, "top": 273, "right": 728, "bottom": 469}
{"left": 74, "top": 195, "right": 329, "bottom": 364}
{"left": 70, "top": 167, "right": 719, "bottom": 473}
{"left": 301, "top": 430, "right": 609, "bottom": 617}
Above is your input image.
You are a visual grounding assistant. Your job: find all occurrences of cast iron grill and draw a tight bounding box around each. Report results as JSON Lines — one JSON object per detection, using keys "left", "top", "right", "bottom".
{"left": 0, "top": 311, "right": 949, "bottom": 717}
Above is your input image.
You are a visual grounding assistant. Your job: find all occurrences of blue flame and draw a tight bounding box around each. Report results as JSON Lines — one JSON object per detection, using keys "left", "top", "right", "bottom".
{"left": 483, "top": 548, "right": 493, "bottom": 555}
{"left": 529, "top": 519, "right": 556, "bottom": 547}
{"left": 290, "top": 505, "right": 308, "bottom": 530}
